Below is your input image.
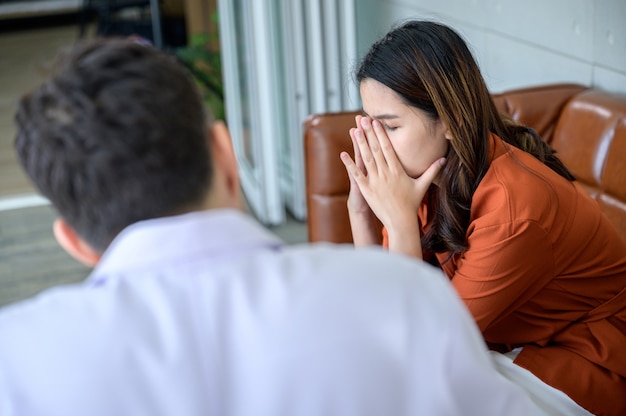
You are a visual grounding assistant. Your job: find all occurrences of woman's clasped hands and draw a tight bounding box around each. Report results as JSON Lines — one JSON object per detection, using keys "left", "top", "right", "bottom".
{"left": 340, "top": 115, "right": 446, "bottom": 257}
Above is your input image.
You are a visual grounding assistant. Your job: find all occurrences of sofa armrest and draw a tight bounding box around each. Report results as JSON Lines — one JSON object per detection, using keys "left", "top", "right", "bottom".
{"left": 304, "top": 111, "right": 362, "bottom": 243}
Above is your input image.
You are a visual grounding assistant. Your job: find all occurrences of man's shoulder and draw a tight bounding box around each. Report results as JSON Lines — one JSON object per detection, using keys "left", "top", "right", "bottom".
{"left": 0, "top": 283, "right": 103, "bottom": 351}
{"left": 263, "top": 243, "right": 456, "bottom": 305}
{"left": 276, "top": 243, "right": 445, "bottom": 280}
{"left": 0, "top": 283, "right": 111, "bottom": 394}
{"left": 0, "top": 282, "right": 86, "bottom": 322}
{"left": 0, "top": 244, "right": 454, "bottom": 331}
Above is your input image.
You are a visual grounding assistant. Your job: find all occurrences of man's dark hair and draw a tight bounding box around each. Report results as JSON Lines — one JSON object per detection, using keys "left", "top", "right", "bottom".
{"left": 15, "top": 38, "right": 213, "bottom": 252}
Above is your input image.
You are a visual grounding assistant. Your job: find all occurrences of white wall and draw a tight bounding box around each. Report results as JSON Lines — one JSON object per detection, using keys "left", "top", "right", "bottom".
{"left": 355, "top": 0, "right": 626, "bottom": 96}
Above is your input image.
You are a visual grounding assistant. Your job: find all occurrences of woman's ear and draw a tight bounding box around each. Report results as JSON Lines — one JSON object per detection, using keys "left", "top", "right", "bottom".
{"left": 53, "top": 218, "right": 101, "bottom": 267}
{"left": 434, "top": 117, "right": 453, "bottom": 142}
{"left": 443, "top": 124, "right": 454, "bottom": 141}
{"left": 209, "top": 121, "right": 241, "bottom": 206}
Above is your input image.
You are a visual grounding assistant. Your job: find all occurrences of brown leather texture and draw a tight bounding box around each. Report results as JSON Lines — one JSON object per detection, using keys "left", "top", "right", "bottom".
{"left": 304, "top": 111, "right": 356, "bottom": 243}
{"left": 304, "top": 83, "right": 626, "bottom": 244}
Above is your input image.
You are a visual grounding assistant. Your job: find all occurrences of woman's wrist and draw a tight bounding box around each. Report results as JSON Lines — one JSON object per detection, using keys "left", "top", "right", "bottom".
{"left": 348, "top": 209, "right": 381, "bottom": 246}
{"left": 385, "top": 215, "right": 423, "bottom": 259}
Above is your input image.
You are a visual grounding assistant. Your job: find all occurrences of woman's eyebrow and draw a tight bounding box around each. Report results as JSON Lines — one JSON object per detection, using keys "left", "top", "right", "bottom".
{"left": 361, "top": 109, "right": 400, "bottom": 120}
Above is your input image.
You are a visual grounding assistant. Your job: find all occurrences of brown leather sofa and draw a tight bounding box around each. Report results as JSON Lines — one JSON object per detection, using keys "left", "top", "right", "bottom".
{"left": 304, "top": 83, "right": 626, "bottom": 244}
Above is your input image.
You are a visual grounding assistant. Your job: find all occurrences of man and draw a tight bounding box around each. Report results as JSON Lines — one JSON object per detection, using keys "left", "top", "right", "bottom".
{"left": 0, "top": 38, "right": 537, "bottom": 415}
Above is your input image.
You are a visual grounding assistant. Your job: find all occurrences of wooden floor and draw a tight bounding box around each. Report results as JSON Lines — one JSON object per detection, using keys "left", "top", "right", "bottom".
{"left": 0, "top": 204, "right": 91, "bottom": 307}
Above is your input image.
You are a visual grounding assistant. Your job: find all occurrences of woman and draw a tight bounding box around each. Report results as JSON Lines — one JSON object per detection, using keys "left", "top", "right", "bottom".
{"left": 341, "top": 20, "right": 626, "bottom": 416}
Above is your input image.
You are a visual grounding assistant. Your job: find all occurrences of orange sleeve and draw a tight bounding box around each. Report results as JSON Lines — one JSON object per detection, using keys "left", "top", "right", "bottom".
{"left": 451, "top": 220, "right": 555, "bottom": 332}
{"left": 381, "top": 227, "right": 389, "bottom": 248}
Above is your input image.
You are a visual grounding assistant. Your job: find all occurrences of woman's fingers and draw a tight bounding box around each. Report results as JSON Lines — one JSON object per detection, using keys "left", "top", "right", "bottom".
{"left": 349, "top": 128, "right": 366, "bottom": 172}
{"left": 352, "top": 115, "right": 377, "bottom": 173}
{"left": 370, "top": 119, "right": 403, "bottom": 173}
{"left": 353, "top": 127, "right": 377, "bottom": 174}
{"left": 418, "top": 157, "right": 447, "bottom": 189}
{"left": 340, "top": 151, "right": 367, "bottom": 188}
{"left": 359, "top": 117, "right": 388, "bottom": 172}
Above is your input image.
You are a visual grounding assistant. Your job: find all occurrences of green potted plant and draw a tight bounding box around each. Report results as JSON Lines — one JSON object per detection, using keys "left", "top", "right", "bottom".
{"left": 175, "top": 11, "right": 224, "bottom": 120}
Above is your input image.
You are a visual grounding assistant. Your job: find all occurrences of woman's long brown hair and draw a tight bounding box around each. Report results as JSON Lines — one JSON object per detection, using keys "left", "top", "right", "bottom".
{"left": 356, "top": 21, "right": 574, "bottom": 256}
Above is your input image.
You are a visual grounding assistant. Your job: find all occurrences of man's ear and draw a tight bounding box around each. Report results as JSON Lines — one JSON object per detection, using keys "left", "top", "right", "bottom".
{"left": 209, "top": 121, "right": 241, "bottom": 205}
{"left": 53, "top": 218, "right": 101, "bottom": 267}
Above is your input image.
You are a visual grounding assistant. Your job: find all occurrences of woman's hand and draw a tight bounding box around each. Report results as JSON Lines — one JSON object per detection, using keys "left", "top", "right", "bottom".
{"left": 340, "top": 116, "right": 446, "bottom": 257}
{"left": 341, "top": 115, "right": 383, "bottom": 246}
{"left": 346, "top": 115, "right": 371, "bottom": 214}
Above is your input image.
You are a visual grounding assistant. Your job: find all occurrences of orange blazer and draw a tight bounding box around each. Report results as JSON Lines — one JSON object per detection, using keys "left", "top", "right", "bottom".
{"left": 385, "top": 136, "right": 626, "bottom": 415}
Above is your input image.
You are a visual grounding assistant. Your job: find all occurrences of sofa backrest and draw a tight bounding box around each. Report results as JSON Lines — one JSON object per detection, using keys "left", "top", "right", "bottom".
{"left": 551, "top": 90, "right": 626, "bottom": 238}
{"left": 491, "top": 84, "right": 588, "bottom": 143}
{"left": 493, "top": 84, "right": 626, "bottom": 239}
{"left": 304, "top": 83, "right": 626, "bottom": 244}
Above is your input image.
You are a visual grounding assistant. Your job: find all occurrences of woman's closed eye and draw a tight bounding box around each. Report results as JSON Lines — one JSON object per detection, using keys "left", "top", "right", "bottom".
{"left": 382, "top": 123, "right": 398, "bottom": 132}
